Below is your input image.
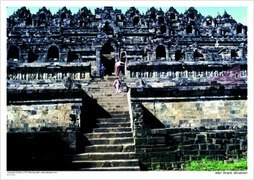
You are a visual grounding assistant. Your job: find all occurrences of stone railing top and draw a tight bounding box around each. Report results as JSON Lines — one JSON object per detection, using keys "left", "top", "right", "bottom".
{"left": 127, "top": 60, "right": 246, "bottom": 67}
{"left": 8, "top": 62, "right": 91, "bottom": 68}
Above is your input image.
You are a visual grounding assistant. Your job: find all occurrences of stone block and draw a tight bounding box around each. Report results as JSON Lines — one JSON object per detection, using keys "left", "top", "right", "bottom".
{"left": 151, "top": 129, "right": 167, "bottom": 135}
{"left": 217, "top": 126, "right": 226, "bottom": 130}
{"left": 212, "top": 138, "right": 223, "bottom": 144}
{"left": 195, "top": 134, "right": 206, "bottom": 141}
{"left": 240, "top": 139, "right": 247, "bottom": 150}
{"left": 147, "top": 137, "right": 166, "bottom": 144}
{"left": 207, "top": 132, "right": 216, "bottom": 139}
{"left": 209, "top": 150, "right": 216, "bottom": 155}
{"left": 199, "top": 150, "right": 210, "bottom": 156}
{"left": 170, "top": 135, "right": 182, "bottom": 143}
{"left": 166, "top": 128, "right": 191, "bottom": 134}
{"left": 229, "top": 138, "right": 239, "bottom": 144}
{"left": 226, "top": 144, "right": 240, "bottom": 151}
{"left": 134, "top": 129, "right": 151, "bottom": 136}
{"left": 184, "top": 133, "right": 196, "bottom": 139}
{"left": 184, "top": 150, "right": 199, "bottom": 156}
{"left": 222, "top": 139, "right": 230, "bottom": 144}
{"left": 215, "top": 150, "right": 225, "bottom": 155}
{"left": 182, "top": 139, "right": 195, "bottom": 145}
{"left": 135, "top": 152, "right": 150, "bottom": 162}
{"left": 151, "top": 152, "right": 178, "bottom": 162}
{"left": 199, "top": 144, "right": 207, "bottom": 150}
{"left": 135, "top": 137, "right": 147, "bottom": 145}
{"left": 238, "top": 131, "right": 247, "bottom": 138}
{"left": 215, "top": 132, "right": 225, "bottom": 138}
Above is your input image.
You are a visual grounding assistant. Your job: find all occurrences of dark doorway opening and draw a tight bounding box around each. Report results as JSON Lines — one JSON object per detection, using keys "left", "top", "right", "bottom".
{"left": 170, "top": 13, "right": 175, "bottom": 20}
{"left": 28, "top": 49, "right": 38, "bottom": 63}
{"left": 236, "top": 24, "right": 242, "bottom": 34}
{"left": 186, "top": 25, "right": 192, "bottom": 34}
{"left": 133, "top": 16, "right": 140, "bottom": 26}
{"left": 156, "top": 45, "right": 166, "bottom": 59}
{"left": 47, "top": 46, "right": 59, "bottom": 61}
{"left": 26, "top": 17, "right": 32, "bottom": 26}
{"left": 175, "top": 50, "right": 184, "bottom": 61}
{"left": 100, "top": 41, "right": 115, "bottom": 75}
{"left": 193, "top": 49, "right": 204, "bottom": 60}
{"left": 68, "top": 51, "right": 79, "bottom": 62}
{"left": 158, "top": 16, "right": 164, "bottom": 24}
{"left": 150, "top": 12, "right": 156, "bottom": 19}
{"left": 61, "top": 13, "right": 66, "bottom": 19}
{"left": 8, "top": 46, "right": 19, "bottom": 61}
{"left": 189, "top": 13, "right": 195, "bottom": 19}
{"left": 160, "top": 25, "right": 167, "bottom": 34}
{"left": 231, "top": 49, "right": 238, "bottom": 58}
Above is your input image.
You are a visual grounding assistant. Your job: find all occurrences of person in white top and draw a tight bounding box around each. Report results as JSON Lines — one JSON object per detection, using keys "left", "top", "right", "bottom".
{"left": 113, "top": 77, "right": 122, "bottom": 94}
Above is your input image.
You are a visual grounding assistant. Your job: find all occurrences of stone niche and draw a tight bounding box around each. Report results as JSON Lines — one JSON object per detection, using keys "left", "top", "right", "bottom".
{"left": 7, "top": 103, "right": 81, "bottom": 132}
{"left": 142, "top": 100, "right": 247, "bottom": 128}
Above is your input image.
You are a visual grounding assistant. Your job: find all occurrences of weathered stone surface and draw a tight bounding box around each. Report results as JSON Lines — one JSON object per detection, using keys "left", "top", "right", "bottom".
{"left": 7, "top": 103, "right": 77, "bottom": 131}
{"left": 142, "top": 100, "right": 247, "bottom": 128}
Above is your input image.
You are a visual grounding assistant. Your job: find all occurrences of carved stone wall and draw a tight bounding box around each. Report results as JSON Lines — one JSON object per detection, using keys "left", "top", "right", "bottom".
{"left": 7, "top": 6, "right": 247, "bottom": 80}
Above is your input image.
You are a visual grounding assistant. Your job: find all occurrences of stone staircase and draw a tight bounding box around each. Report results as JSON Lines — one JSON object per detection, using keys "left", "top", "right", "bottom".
{"left": 72, "top": 76, "right": 140, "bottom": 171}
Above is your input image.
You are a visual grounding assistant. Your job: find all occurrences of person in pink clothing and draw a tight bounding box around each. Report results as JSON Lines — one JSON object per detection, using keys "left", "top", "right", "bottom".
{"left": 113, "top": 77, "right": 122, "bottom": 94}
{"left": 115, "top": 59, "right": 124, "bottom": 76}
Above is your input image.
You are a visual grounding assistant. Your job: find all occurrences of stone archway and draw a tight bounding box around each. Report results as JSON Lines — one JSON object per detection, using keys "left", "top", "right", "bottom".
{"left": 100, "top": 41, "right": 115, "bottom": 75}
{"left": 7, "top": 45, "right": 20, "bottom": 62}
{"left": 156, "top": 45, "right": 166, "bottom": 59}
{"left": 133, "top": 16, "right": 140, "bottom": 26}
{"left": 47, "top": 45, "right": 59, "bottom": 62}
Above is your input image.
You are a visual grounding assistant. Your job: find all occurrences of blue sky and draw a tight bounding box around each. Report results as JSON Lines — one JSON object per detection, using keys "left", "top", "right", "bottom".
{"left": 7, "top": 6, "right": 247, "bottom": 25}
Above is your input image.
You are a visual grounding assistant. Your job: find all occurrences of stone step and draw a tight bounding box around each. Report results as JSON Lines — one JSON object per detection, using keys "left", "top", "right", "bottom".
{"left": 84, "top": 132, "right": 132, "bottom": 138}
{"left": 84, "top": 144, "right": 135, "bottom": 153}
{"left": 93, "top": 127, "right": 132, "bottom": 133}
{"left": 95, "top": 122, "right": 131, "bottom": 128}
{"left": 98, "top": 107, "right": 129, "bottom": 111}
{"left": 97, "top": 102, "right": 128, "bottom": 106}
{"left": 72, "top": 159, "right": 140, "bottom": 170}
{"left": 85, "top": 132, "right": 133, "bottom": 139}
{"left": 97, "top": 103, "right": 128, "bottom": 107}
{"left": 95, "top": 98, "right": 127, "bottom": 101}
{"left": 94, "top": 105, "right": 128, "bottom": 111}
{"left": 73, "top": 152, "right": 136, "bottom": 161}
{"left": 101, "top": 108, "right": 129, "bottom": 112}
{"left": 109, "top": 114, "right": 130, "bottom": 119}
{"left": 109, "top": 112, "right": 130, "bottom": 117}
{"left": 97, "top": 117, "right": 129, "bottom": 122}
{"left": 95, "top": 97, "right": 127, "bottom": 101}
{"left": 88, "top": 137, "right": 134, "bottom": 145}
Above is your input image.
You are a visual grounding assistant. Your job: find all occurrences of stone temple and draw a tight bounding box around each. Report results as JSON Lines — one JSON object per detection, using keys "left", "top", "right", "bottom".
{"left": 7, "top": 6, "right": 247, "bottom": 171}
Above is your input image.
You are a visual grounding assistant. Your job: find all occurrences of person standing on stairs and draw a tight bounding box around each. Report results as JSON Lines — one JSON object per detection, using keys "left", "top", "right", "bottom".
{"left": 113, "top": 77, "right": 122, "bottom": 94}
{"left": 115, "top": 59, "right": 124, "bottom": 76}
{"left": 100, "top": 63, "right": 106, "bottom": 77}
